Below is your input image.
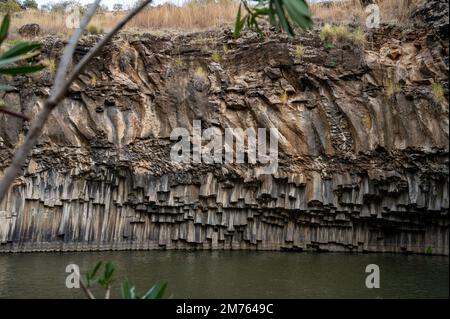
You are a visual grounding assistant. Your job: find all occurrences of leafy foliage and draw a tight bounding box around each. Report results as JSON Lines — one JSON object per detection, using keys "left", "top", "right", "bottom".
{"left": 85, "top": 261, "right": 115, "bottom": 288}
{"left": 122, "top": 280, "right": 167, "bottom": 299}
{"left": 22, "top": 0, "right": 38, "bottom": 10}
{"left": 82, "top": 261, "right": 168, "bottom": 299}
{"left": 233, "top": 0, "right": 313, "bottom": 38}
{"left": 0, "top": 14, "right": 44, "bottom": 81}
{"left": 0, "top": 0, "right": 21, "bottom": 13}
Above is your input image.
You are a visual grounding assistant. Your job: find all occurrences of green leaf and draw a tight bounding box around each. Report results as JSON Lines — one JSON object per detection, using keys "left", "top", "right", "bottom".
{"left": 0, "top": 14, "right": 10, "bottom": 46}
{"left": 91, "top": 261, "right": 103, "bottom": 277}
{"left": 283, "top": 0, "right": 313, "bottom": 30}
{"left": 104, "top": 262, "right": 115, "bottom": 281}
{"left": 233, "top": 4, "right": 244, "bottom": 39}
{"left": 129, "top": 286, "right": 137, "bottom": 299}
{"left": 141, "top": 282, "right": 167, "bottom": 299}
{"left": 0, "top": 42, "right": 41, "bottom": 60}
{"left": 268, "top": 1, "right": 278, "bottom": 31}
{"left": 252, "top": 7, "right": 271, "bottom": 16}
{"left": 0, "top": 54, "right": 34, "bottom": 67}
{"left": 86, "top": 261, "right": 102, "bottom": 285}
{"left": 274, "top": 0, "right": 294, "bottom": 36}
{"left": 121, "top": 280, "right": 132, "bottom": 299}
{"left": 233, "top": 4, "right": 250, "bottom": 39}
{"left": 0, "top": 65, "right": 45, "bottom": 75}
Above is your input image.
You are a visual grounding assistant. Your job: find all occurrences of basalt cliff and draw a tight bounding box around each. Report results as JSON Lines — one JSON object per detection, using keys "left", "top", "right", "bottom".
{"left": 0, "top": 2, "right": 448, "bottom": 254}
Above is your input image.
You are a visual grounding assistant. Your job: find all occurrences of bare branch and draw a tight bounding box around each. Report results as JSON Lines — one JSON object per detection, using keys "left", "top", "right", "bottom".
{"left": 80, "top": 279, "right": 96, "bottom": 300}
{"left": 51, "top": 0, "right": 101, "bottom": 96}
{"left": 0, "top": 103, "right": 52, "bottom": 202}
{"left": 0, "top": 107, "right": 30, "bottom": 121}
{"left": 0, "top": 0, "right": 153, "bottom": 203}
{"left": 105, "top": 284, "right": 111, "bottom": 299}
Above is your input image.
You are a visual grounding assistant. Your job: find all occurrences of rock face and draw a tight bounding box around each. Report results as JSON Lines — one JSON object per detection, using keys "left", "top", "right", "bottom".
{"left": 0, "top": 8, "right": 448, "bottom": 254}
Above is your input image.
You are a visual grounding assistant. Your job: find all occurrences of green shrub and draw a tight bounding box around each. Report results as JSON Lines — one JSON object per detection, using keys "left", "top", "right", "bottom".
{"left": 0, "top": 0, "right": 21, "bottom": 13}
{"left": 320, "top": 24, "right": 362, "bottom": 45}
{"left": 81, "top": 261, "right": 168, "bottom": 299}
{"left": 87, "top": 24, "right": 104, "bottom": 35}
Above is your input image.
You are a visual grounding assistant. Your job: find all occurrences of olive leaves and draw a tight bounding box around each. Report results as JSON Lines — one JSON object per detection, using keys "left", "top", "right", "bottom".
{"left": 233, "top": 0, "right": 313, "bottom": 38}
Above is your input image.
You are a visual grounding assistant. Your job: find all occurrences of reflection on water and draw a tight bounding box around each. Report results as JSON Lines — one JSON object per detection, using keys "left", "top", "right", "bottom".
{"left": 0, "top": 251, "right": 448, "bottom": 298}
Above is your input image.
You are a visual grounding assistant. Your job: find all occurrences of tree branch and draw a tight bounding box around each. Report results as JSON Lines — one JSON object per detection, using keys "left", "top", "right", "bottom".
{"left": 51, "top": 0, "right": 101, "bottom": 96}
{"left": 105, "top": 284, "right": 111, "bottom": 299}
{"left": 0, "top": 0, "right": 153, "bottom": 203}
{"left": 80, "top": 279, "right": 96, "bottom": 300}
{"left": 0, "top": 107, "right": 30, "bottom": 121}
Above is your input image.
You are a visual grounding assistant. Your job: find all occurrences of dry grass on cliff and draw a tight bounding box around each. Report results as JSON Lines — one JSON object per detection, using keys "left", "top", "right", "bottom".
{"left": 311, "top": 0, "right": 417, "bottom": 26}
{"left": 8, "top": 1, "right": 239, "bottom": 38}
{"left": 129, "top": 0, "right": 239, "bottom": 30}
{"left": 6, "top": 0, "right": 418, "bottom": 39}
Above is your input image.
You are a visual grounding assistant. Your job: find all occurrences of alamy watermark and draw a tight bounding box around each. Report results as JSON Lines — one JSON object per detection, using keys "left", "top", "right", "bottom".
{"left": 65, "top": 5, "right": 81, "bottom": 29}
{"left": 170, "top": 120, "right": 280, "bottom": 175}
{"left": 65, "top": 263, "right": 80, "bottom": 289}
{"left": 365, "top": 264, "right": 380, "bottom": 289}
{"left": 365, "top": 4, "right": 380, "bottom": 29}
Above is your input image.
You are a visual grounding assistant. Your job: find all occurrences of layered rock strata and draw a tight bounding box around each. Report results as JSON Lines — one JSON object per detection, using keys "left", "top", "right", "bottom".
{"left": 0, "top": 10, "right": 448, "bottom": 254}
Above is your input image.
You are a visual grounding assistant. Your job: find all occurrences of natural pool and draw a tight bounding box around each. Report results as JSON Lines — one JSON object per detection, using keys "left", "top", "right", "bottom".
{"left": 0, "top": 251, "right": 448, "bottom": 298}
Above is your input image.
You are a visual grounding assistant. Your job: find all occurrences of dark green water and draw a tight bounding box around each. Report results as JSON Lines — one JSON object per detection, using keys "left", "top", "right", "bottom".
{"left": 0, "top": 251, "right": 448, "bottom": 299}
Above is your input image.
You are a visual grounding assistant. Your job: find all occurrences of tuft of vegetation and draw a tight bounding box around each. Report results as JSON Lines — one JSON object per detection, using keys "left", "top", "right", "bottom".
{"left": 384, "top": 79, "right": 402, "bottom": 97}
{"left": 223, "top": 44, "right": 230, "bottom": 55}
{"left": 194, "top": 66, "right": 207, "bottom": 78}
{"left": 42, "top": 58, "right": 56, "bottom": 74}
{"left": 352, "top": 28, "right": 366, "bottom": 46}
{"left": 362, "top": 113, "right": 372, "bottom": 130}
{"left": 294, "top": 45, "right": 305, "bottom": 60}
{"left": 333, "top": 25, "right": 350, "bottom": 42}
{"left": 80, "top": 261, "right": 168, "bottom": 299}
{"left": 175, "top": 56, "right": 184, "bottom": 67}
{"left": 320, "top": 24, "right": 353, "bottom": 43}
{"left": 324, "top": 42, "right": 334, "bottom": 50}
{"left": 425, "top": 246, "right": 433, "bottom": 255}
{"left": 320, "top": 24, "right": 366, "bottom": 47}
{"left": 90, "top": 74, "right": 97, "bottom": 87}
{"left": 431, "top": 82, "right": 445, "bottom": 104}
{"left": 279, "top": 90, "right": 288, "bottom": 105}
{"left": 87, "top": 24, "right": 104, "bottom": 35}
{"left": 319, "top": 24, "right": 334, "bottom": 42}
{"left": 211, "top": 50, "right": 222, "bottom": 63}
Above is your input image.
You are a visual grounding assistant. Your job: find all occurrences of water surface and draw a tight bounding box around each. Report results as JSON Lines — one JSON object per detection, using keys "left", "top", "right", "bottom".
{"left": 0, "top": 251, "right": 448, "bottom": 298}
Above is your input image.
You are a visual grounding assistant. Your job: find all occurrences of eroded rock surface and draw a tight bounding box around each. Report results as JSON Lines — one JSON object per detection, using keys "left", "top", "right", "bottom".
{"left": 0, "top": 8, "right": 448, "bottom": 254}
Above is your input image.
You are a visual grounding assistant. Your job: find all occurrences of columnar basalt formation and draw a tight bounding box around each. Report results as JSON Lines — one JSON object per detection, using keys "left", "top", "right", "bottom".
{"left": 0, "top": 5, "right": 448, "bottom": 254}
